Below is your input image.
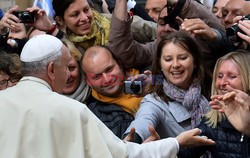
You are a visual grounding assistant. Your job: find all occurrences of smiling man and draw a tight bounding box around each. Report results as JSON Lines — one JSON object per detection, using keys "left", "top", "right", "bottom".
{"left": 81, "top": 45, "right": 143, "bottom": 138}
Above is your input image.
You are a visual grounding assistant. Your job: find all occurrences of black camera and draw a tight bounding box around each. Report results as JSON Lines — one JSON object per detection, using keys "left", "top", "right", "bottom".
{"left": 12, "top": 11, "right": 35, "bottom": 23}
{"left": 226, "top": 14, "right": 250, "bottom": 44}
{"left": 124, "top": 81, "right": 142, "bottom": 94}
{"left": 159, "top": 0, "right": 185, "bottom": 30}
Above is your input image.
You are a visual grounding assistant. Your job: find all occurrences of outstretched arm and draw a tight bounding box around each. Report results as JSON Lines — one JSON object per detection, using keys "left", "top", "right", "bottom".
{"left": 126, "top": 128, "right": 215, "bottom": 158}
{"left": 210, "top": 85, "right": 250, "bottom": 136}
{"left": 107, "top": 0, "right": 156, "bottom": 70}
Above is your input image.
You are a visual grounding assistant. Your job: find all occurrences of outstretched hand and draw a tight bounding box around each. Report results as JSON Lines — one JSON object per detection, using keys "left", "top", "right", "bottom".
{"left": 123, "top": 125, "right": 160, "bottom": 143}
{"left": 123, "top": 127, "right": 136, "bottom": 142}
{"left": 180, "top": 18, "right": 217, "bottom": 40}
{"left": 143, "top": 125, "right": 160, "bottom": 143}
{"left": 176, "top": 128, "right": 215, "bottom": 148}
{"left": 210, "top": 85, "right": 250, "bottom": 136}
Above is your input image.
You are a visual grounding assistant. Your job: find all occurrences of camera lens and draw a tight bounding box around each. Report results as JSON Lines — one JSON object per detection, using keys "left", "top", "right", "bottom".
{"left": 130, "top": 83, "right": 141, "bottom": 93}
{"left": 21, "top": 12, "right": 33, "bottom": 23}
{"left": 226, "top": 24, "right": 242, "bottom": 44}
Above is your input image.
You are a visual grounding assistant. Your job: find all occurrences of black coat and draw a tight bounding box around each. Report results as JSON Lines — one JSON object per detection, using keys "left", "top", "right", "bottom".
{"left": 178, "top": 118, "right": 250, "bottom": 158}
{"left": 87, "top": 98, "right": 134, "bottom": 139}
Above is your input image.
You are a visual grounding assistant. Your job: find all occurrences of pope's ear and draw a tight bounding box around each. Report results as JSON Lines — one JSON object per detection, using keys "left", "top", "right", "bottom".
{"left": 47, "top": 61, "right": 56, "bottom": 80}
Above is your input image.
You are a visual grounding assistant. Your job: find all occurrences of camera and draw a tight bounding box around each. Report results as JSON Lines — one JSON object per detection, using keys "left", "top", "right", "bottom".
{"left": 12, "top": 11, "right": 35, "bottom": 23}
{"left": 226, "top": 14, "right": 250, "bottom": 44}
{"left": 124, "top": 81, "right": 142, "bottom": 94}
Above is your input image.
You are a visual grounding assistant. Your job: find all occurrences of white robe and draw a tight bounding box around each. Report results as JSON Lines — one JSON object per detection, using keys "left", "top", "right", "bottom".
{"left": 0, "top": 76, "right": 178, "bottom": 158}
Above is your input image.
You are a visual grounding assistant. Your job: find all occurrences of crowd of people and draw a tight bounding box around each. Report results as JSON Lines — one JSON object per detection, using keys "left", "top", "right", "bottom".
{"left": 0, "top": 0, "right": 250, "bottom": 157}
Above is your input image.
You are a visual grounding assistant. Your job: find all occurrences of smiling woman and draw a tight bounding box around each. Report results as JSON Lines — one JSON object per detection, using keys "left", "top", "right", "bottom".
{"left": 177, "top": 50, "right": 250, "bottom": 158}
{"left": 52, "top": 0, "right": 110, "bottom": 51}
{"left": 207, "top": 50, "right": 250, "bottom": 128}
{"left": 124, "top": 31, "right": 210, "bottom": 143}
{"left": 61, "top": 37, "right": 90, "bottom": 103}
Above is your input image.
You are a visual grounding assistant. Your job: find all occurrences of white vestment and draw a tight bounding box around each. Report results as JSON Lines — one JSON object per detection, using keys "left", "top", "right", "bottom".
{"left": 0, "top": 76, "right": 178, "bottom": 158}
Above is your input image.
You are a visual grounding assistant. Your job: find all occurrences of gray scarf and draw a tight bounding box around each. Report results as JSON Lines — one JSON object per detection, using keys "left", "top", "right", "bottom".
{"left": 163, "top": 79, "right": 210, "bottom": 128}
{"left": 65, "top": 75, "right": 91, "bottom": 104}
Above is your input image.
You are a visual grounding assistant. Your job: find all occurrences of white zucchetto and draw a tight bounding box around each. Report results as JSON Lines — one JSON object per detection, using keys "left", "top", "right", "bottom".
{"left": 20, "top": 34, "right": 63, "bottom": 62}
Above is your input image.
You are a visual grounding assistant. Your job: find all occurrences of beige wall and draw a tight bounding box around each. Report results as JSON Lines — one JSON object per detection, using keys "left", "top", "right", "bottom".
{"left": 0, "top": 0, "right": 33, "bottom": 12}
{"left": 15, "top": 0, "right": 33, "bottom": 10}
{"left": 0, "top": 0, "right": 15, "bottom": 12}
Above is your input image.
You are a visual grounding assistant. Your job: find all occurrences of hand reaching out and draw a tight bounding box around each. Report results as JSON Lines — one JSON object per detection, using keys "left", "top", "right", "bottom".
{"left": 180, "top": 18, "right": 217, "bottom": 40}
{"left": 210, "top": 85, "right": 250, "bottom": 136}
{"left": 143, "top": 125, "right": 160, "bottom": 143}
{"left": 176, "top": 128, "right": 215, "bottom": 148}
{"left": 123, "top": 125, "right": 160, "bottom": 143}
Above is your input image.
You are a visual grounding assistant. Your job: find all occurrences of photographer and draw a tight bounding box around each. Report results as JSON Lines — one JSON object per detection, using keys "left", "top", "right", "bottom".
{"left": 222, "top": 0, "right": 250, "bottom": 50}
{"left": 226, "top": 15, "right": 250, "bottom": 51}
{"left": 0, "top": 6, "right": 30, "bottom": 55}
{"left": 0, "top": 5, "right": 54, "bottom": 55}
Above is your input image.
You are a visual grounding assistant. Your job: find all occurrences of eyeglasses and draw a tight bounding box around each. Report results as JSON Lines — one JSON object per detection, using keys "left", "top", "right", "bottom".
{"left": 0, "top": 77, "right": 20, "bottom": 90}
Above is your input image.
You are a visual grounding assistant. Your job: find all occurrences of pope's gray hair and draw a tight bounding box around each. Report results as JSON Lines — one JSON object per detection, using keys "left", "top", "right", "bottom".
{"left": 21, "top": 50, "right": 63, "bottom": 76}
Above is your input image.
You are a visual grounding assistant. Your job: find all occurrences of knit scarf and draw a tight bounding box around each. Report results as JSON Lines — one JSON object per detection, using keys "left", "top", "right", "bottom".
{"left": 92, "top": 90, "right": 142, "bottom": 116}
{"left": 163, "top": 79, "right": 210, "bottom": 128}
{"left": 65, "top": 75, "right": 91, "bottom": 104}
{"left": 67, "top": 10, "right": 110, "bottom": 50}
{"left": 91, "top": 69, "right": 142, "bottom": 116}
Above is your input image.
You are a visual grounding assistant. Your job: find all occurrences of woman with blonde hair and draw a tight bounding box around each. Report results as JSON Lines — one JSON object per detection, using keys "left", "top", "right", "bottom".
{"left": 178, "top": 50, "right": 250, "bottom": 158}
{"left": 61, "top": 37, "right": 90, "bottom": 103}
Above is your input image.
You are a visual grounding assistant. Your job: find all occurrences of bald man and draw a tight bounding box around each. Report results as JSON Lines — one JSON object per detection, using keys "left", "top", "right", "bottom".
{"left": 82, "top": 45, "right": 144, "bottom": 138}
{"left": 82, "top": 45, "right": 126, "bottom": 98}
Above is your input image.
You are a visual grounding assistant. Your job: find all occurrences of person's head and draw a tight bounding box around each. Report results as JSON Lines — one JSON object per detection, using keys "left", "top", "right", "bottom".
{"left": 2, "top": 23, "right": 31, "bottom": 55}
{"left": 212, "top": 50, "right": 250, "bottom": 96}
{"left": 222, "top": 0, "right": 250, "bottom": 28}
{"left": 0, "top": 51, "right": 22, "bottom": 90}
{"left": 145, "top": 0, "right": 167, "bottom": 22}
{"left": 20, "top": 35, "right": 71, "bottom": 93}
{"left": 53, "top": 0, "right": 93, "bottom": 36}
{"left": 156, "top": 4, "right": 182, "bottom": 42}
{"left": 62, "top": 38, "right": 82, "bottom": 94}
{"left": 212, "top": 0, "right": 230, "bottom": 24}
{"left": 206, "top": 50, "right": 250, "bottom": 127}
{"left": 151, "top": 32, "right": 204, "bottom": 100}
{"left": 81, "top": 45, "right": 125, "bottom": 97}
{"left": 8, "top": 23, "right": 27, "bottom": 40}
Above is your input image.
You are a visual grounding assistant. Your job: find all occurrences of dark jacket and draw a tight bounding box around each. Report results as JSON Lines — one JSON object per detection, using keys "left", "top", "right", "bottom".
{"left": 178, "top": 118, "right": 250, "bottom": 158}
{"left": 87, "top": 99, "right": 134, "bottom": 139}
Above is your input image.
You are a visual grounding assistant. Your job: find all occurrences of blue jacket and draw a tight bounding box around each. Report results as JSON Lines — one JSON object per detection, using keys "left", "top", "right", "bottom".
{"left": 178, "top": 118, "right": 250, "bottom": 158}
